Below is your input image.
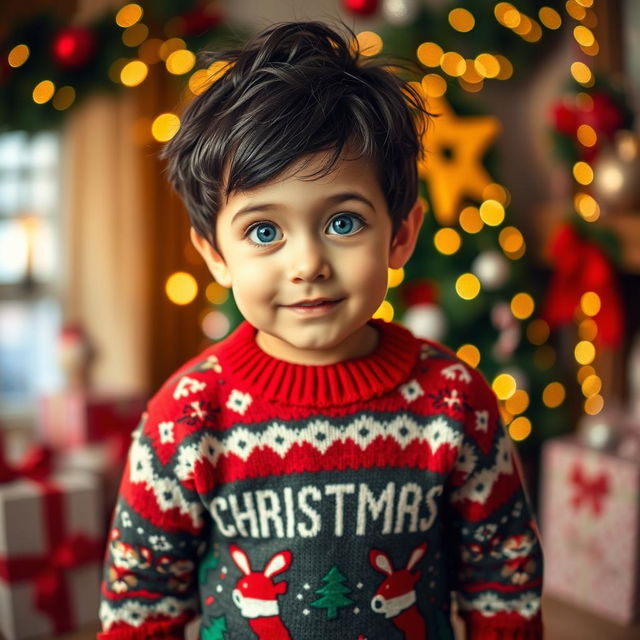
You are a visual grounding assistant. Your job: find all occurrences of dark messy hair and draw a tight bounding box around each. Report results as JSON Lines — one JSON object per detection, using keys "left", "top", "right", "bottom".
{"left": 162, "top": 20, "right": 431, "bottom": 248}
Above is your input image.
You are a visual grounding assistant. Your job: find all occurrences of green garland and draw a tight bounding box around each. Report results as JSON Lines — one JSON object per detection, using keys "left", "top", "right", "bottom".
{"left": 380, "top": 0, "right": 565, "bottom": 81}
{"left": 0, "top": 1, "right": 241, "bottom": 132}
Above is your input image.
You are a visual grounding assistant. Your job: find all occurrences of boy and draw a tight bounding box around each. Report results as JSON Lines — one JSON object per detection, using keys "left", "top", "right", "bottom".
{"left": 98, "top": 20, "right": 543, "bottom": 640}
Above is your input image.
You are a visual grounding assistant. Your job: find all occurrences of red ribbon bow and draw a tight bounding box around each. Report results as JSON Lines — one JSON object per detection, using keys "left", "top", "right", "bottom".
{"left": 34, "top": 532, "right": 105, "bottom": 628}
{"left": 541, "top": 223, "right": 624, "bottom": 349}
{"left": 0, "top": 436, "right": 103, "bottom": 633}
{"left": 569, "top": 462, "right": 609, "bottom": 516}
{"left": 0, "top": 437, "right": 53, "bottom": 484}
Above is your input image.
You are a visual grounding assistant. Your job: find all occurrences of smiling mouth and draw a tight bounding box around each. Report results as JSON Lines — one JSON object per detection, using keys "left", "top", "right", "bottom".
{"left": 283, "top": 299, "right": 344, "bottom": 313}
{"left": 286, "top": 298, "right": 343, "bottom": 307}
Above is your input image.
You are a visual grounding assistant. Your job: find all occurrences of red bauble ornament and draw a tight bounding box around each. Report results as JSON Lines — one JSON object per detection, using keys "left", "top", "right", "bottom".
{"left": 182, "top": 7, "right": 223, "bottom": 36}
{"left": 402, "top": 279, "right": 438, "bottom": 307}
{"left": 342, "top": 0, "right": 380, "bottom": 16}
{"left": 551, "top": 100, "right": 577, "bottom": 136}
{"left": 52, "top": 26, "right": 96, "bottom": 69}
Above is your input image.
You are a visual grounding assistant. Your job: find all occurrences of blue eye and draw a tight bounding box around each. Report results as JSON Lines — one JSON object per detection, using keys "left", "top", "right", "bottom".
{"left": 246, "top": 222, "right": 282, "bottom": 245}
{"left": 327, "top": 213, "right": 365, "bottom": 236}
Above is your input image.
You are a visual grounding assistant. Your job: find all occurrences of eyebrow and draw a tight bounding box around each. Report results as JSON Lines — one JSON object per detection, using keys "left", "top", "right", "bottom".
{"left": 230, "top": 192, "right": 376, "bottom": 225}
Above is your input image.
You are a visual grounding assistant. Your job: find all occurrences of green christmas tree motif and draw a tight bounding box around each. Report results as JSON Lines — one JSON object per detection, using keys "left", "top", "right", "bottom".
{"left": 201, "top": 616, "right": 228, "bottom": 640}
{"left": 310, "top": 566, "right": 354, "bottom": 620}
{"left": 198, "top": 550, "right": 220, "bottom": 585}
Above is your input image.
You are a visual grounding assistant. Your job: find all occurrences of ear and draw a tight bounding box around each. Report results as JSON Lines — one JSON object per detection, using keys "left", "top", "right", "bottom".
{"left": 406, "top": 542, "right": 427, "bottom": 571}
{"left": 389, "top": 199, "right": 425, "bottom": 270}
{"left": 190, "top": 227, "right": 232, "bottom": 288}
{"left": 229, "top": 544, "right": 252, "bottom": 575}
{"left": 369, "top": 549, "right": 394, "bottom": 576}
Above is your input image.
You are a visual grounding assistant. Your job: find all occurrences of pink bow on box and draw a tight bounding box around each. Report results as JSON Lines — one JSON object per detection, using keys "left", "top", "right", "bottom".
{"left": 569, "top": 461, "right": 610, "bottom": 516}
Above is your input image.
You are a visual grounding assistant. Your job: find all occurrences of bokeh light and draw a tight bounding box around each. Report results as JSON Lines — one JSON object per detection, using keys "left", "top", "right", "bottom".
{"left": 116, "top": 3, "right": 143, "bottom": 28}
{"left": 373, "top": 300, "right": 394, "bottom": 322}
{"left": 581, "top": 374, "right": 602, "bottom": 397}
{"left": 580, "top": 291, "right": 601, "bottom": 316}
{"left": 455, "top": 273, "right": 481, "bottom": 300}
{"left": 440, "top": 51, "right": 466, "bottom": 77}
{"left": 543, "top": 382, "right": 565, "bottom": 408}
{"left": 509, "top": 416, "right": 532, "bottom": 441}
{"left": 8, "top": 44, "right": 30, "bottom": 68}
{"left": 417, "top": 42, "right": 444, "bottom": 67}
{"left": 52, "top": 86, "right": 76, "bottom": 111}
{"left": 120, "top": 60, "right": 148, "bottom": 87}
{"left": 388, "top": 268, "right": 404, "bottom": 288}
{"left": 456, "top": 344, "right": 481, "bottom": 368}
{"left": 571, "top": 61, "right": 592, "bottom": 85}
{"left": 422, "top": 73, "right": 447, "bottom": 97}
{"left": 573, "top": 161, "right": 593, "bottom": 185}
{"left": 584, "top": 394, "right": 604, "bottom": 415}
{"left": 201, "top": 310, "right": 231, "bottom": 340}
{"left": 205, "top": 282, "right": 229, "bottom": 305}
{"left": 356, "top": 31, "right": 383, "bottom": 56}
{"left": 539, "top": 7, "right": 562, "bottom": 29}
{"left": 449, "top": 8, "right": 475, "bottom": 32}
{"left": 33, "top": 80, "right": 55, "bottom": 104}
{"left": 506, "top": 389, "right": 530, "bottom": 415}
{"left": 575, "top": 340, "right": 596, "bottom": 365}
{"left": 123, "top": 23, "right": 149, "bottom": 48}
{"left": 578, "top": 318, "right": 598, "bottom": 341}
{"left": 493, "top": 373, "right": 517, "bottom": 400}
{"left": 577, "top": 124, "right": 597, "bottom": 147}
{"left": 459, "top": 206, "right": 483, "bottom": 233}
{"left": 479, "top": 199, "right": 505, "bottom": 226}
{"left": 511, "top": 293, "right": 535, "bottom": 320}
{"left": 434, "top": 228, "right": 462, "bottom": 255}
{"left": 499, "top": 226, "right": 525, "bottom": 254}
{"left": 526, "top": 318, "right": 549, "bottom": 345}
{"left": 151, "top": 113, "right": 180, "bottom": 142}
{"left": 166, "top": 49, "right": 196, "bottom": 75}
{"left": 165, "top": 271, "right": 198, "bottom": 305}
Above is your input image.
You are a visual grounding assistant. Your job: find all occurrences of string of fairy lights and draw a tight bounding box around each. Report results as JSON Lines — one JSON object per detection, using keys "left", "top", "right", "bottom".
{"left": 564, "top": 0, "right": 607, "bottom": 420}
{"left": 7, "top": 1, "right": 607, "bottom": 437}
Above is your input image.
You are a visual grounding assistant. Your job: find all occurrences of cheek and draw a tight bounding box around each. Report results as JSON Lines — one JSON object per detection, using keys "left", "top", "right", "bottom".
{"left": 344, "top": 250, "right": 389, "bottom": 292}
{"left": 231, "top": 263, "right": 276, "bottom": 303}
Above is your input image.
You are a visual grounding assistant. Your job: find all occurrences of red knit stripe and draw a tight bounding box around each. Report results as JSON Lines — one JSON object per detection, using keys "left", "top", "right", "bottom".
{"left": 214, "top": 319, "right": 420, "bottom": 407}
{"left": 191, "top": 437, "right": 459, "bottom": 489}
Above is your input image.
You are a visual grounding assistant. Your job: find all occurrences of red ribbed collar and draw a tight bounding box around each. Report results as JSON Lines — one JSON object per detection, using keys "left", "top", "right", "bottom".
{"left": 214, "top": 319, "right": 420, "bottom": 407}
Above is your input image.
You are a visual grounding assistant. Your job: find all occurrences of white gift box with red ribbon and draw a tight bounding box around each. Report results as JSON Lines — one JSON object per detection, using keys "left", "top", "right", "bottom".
{"left": 0, "top": 471, "right": 104, "bottom": 639}
{"left": 540, "top": 436, "right": 640, "bottom": 625}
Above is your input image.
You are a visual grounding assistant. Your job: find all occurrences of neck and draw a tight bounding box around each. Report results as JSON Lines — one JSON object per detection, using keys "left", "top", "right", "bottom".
{"left": 255, "top": 323, "right": 379, "bottom": 365}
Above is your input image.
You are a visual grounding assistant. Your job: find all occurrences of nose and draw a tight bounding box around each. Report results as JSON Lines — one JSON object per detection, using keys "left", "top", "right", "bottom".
{"left": 288, "top": 235, "right": 331, "bottom": 282}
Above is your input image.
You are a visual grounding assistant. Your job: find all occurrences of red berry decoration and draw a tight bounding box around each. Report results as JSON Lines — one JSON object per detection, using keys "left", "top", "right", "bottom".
{"left": 182, "top": 7, "right": 223, "bottom": 36}
{"left": 52, "top": 26, "right": 96, "bottom": 69}
{"left": 342, "top": 0, "right": 380, "bottom": 17}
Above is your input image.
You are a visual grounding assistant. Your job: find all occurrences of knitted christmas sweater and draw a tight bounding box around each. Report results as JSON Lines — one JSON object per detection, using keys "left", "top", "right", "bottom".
{"left": 98, "top": 318, "right": 544, "bottom": 640}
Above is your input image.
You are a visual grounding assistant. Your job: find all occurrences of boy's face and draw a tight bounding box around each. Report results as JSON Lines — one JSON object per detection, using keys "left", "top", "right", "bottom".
{"left": 191, "top": 150, "right": 423, "bottom": 365}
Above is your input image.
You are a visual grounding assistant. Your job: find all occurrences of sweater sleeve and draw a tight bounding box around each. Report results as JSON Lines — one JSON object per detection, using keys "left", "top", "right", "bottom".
{"left": 98, "top": 378, "right": 212, "bottom": 640}
{"left": 445, "top": 367, "right": 544, "bottom": 640}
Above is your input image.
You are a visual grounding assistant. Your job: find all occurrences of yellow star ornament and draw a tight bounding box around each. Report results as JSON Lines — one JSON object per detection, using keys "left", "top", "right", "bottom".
{"left": 419, "top": 97, "right": 500, "bottom": 226}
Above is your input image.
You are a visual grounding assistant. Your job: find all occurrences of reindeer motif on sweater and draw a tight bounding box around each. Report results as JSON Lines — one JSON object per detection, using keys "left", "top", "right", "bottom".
{"left": 229, "top": 544, "right": 293, "bottom": 639}
{"left": 369, "top": 542, "right": 428, "bottom": 640}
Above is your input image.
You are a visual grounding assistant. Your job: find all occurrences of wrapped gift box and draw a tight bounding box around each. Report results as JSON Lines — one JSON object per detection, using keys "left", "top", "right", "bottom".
{"left": 540, "top": 436, "right": 640, "bottom": 625}
{"left": 0, "top": 471, "right": 105, "bottom": 640}
{"left": 54, "top": 441, "right": 127, "bottom": 529}
{"left": 37, "top": 390, "right": 146, "bottom": 450}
